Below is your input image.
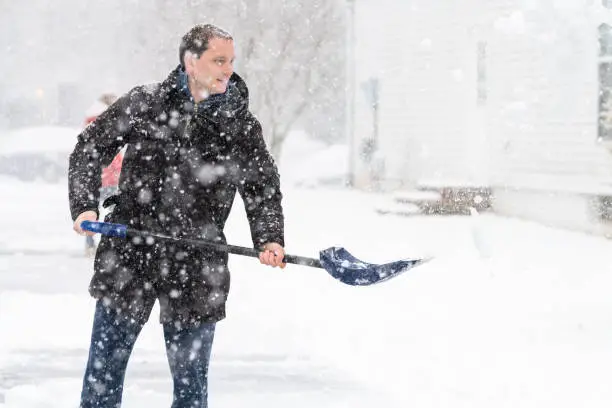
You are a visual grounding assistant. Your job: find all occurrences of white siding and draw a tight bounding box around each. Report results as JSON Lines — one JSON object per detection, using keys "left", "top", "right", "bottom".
{"left": 361, "top": 0, "right": 612, "bottom": 233}
{"left": 483, "top": 1, "right": 612, "bottom": 194}
{"left": 372, "top": 0, "right": 490, "bottom": 188}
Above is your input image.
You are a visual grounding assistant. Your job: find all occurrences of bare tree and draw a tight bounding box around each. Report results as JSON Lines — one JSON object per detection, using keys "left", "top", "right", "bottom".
{"left": 231, "top": 0, "right": 345, "bottom": 158}
{"left": 152, "top": 0, "right": 346, "bottom": 158}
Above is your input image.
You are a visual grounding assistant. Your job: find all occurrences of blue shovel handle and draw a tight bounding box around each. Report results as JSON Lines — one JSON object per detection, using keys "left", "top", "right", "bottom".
{"left": 81, "top": 220, "right": 127, "bottom": 238}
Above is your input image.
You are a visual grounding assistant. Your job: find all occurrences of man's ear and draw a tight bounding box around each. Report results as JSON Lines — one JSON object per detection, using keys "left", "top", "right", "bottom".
{"left": 184, "top": 52, "right": 196, "bottom": 74}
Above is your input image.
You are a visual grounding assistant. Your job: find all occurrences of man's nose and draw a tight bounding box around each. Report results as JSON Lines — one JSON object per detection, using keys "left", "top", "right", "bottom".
{"left": 224, "top": 62, "right": 233, "bottom": 76}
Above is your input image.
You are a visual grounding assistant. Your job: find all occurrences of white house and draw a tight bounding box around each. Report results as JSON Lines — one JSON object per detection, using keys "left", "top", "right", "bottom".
{"left": 353, "top": 0, "right": 612, "bottom": 234}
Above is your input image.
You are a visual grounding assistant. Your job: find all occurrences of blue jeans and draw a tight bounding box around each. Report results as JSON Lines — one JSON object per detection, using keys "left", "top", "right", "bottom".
{"left": 85, "top": 235, "right": 96, "bottom": 249}
{"left": 80, "top": 301, "right": 216, "bottom": 408}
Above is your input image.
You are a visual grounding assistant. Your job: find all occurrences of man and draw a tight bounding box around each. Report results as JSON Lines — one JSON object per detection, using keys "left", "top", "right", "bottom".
{"left": 69, "top": 24, "right": 286, "bottom": 408}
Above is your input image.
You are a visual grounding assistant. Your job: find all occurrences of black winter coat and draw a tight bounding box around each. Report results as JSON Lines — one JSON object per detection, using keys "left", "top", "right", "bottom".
{"left": 68, "top": 66, "right": 284, "bottom": 324}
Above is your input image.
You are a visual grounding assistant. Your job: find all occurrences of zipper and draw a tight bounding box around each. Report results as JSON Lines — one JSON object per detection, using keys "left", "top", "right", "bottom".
{"left": 185, "top": 98, "right": 198, "bottom": 139}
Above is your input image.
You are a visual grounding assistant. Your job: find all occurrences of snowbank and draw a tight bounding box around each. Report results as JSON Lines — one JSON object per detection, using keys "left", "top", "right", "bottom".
{"left": 279, "top": 130, "right": 348, "bottom": 188}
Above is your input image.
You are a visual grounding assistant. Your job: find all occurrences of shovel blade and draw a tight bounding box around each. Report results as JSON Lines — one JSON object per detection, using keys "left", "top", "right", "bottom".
{"left": 319, "top": 247, "right": 429, "bottom": 286}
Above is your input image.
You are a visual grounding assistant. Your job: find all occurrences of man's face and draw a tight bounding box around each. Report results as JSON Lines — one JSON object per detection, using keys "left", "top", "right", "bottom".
{"left": 186, "top": 37, "right": 235, "bottom": 97}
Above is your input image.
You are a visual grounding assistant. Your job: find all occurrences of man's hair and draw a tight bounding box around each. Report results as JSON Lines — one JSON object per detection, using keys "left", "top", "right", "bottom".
{"left": 179, "top": 24, "right": 233, "bottom": 68}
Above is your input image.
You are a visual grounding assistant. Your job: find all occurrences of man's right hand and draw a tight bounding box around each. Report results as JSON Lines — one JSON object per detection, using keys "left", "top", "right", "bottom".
{"left": 73, "top": 211, "right": 98, "bottom": 236}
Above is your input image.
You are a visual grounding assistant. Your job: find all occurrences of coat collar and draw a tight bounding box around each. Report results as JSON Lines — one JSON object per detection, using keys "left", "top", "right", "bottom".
{"left": 164, "top": 66, "right": 249, "bottom": 120}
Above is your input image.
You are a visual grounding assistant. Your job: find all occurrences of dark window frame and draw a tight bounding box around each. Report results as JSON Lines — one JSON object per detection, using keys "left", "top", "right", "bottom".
{"left": 598, "top": 23, "right": 612, "bottom": 141}
{"left": 477, "top": 41, "right": 487, "bottom": 106}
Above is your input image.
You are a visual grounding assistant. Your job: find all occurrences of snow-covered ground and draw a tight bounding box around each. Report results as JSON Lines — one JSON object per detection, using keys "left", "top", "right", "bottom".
{"left": 2, "top": 179, "right": 612, "bottom": 407}
{"left": 2, "top": 129, "right": 612, "bottom": 407}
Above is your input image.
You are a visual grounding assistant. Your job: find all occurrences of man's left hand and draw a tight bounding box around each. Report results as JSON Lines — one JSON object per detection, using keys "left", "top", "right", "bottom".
{"left": 259, "top": 242, "right": 286, "bottom": 269}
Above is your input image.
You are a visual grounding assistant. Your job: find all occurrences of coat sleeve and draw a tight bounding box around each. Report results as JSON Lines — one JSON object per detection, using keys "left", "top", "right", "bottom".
{"left": 68, "top": 91, "right": 136, "bottom": 221}
{"left": 232, "top": 113, "right": 285, "bottom": 248}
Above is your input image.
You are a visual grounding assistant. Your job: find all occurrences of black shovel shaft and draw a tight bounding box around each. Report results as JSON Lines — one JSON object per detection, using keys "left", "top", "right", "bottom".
{"left": 126, "top": 228, "right": 323, "bottom": 269}
{"left": 80, "top": 221, "right": 425, "bottom": 286}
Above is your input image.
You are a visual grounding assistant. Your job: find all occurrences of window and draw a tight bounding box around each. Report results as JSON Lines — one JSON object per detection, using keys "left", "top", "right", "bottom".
{"left": 598, "top": 24, "right": 612, "bottom": 141}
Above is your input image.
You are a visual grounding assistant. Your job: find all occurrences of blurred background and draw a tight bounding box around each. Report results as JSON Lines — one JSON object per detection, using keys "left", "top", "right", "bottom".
{"left": 3, "top": 0, "right": 612, "bottom": 233}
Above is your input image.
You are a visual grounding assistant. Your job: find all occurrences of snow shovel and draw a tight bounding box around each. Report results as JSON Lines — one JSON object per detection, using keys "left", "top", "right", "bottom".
{"left": 81, "top": 221, "right": 429, "bottom": 286}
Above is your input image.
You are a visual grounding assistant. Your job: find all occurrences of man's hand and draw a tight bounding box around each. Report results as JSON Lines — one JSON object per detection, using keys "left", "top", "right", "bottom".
{"left": 259, "top": 242, "right": 286, "bottom": 269}
{"left": 73, "top": 211, "right": 98, "bottom": 236}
